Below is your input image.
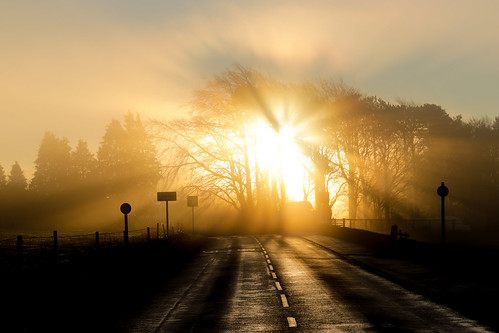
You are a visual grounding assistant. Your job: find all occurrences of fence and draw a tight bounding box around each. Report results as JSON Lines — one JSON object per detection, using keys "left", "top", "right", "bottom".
{"left": 0, "top": 223, "right": 175, "bottom": 257}
{"left": 331, "top": 217, "right": 469, "bottom": 244}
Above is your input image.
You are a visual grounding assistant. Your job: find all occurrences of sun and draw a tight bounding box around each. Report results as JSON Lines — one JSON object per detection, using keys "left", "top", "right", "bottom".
{"left": 247, "top": 119, "right": 309, "bottom": 202}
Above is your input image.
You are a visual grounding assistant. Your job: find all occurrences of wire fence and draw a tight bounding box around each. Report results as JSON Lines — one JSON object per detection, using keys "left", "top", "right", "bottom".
{"left": 0, "top": 224, "right": 172, "bottom": 256}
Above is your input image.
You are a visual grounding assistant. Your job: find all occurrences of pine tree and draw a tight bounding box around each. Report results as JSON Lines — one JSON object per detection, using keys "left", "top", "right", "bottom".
{"left": 0, "top": 164, "right": 6, "bottom": 190}
{"left": 97, "top": 113, "right": 160, "bottom": 202}
{"left": 7, "top": 161, "right": 27, "bottom": 192}
{"left": 31, "top": 132, "right": 72, "bottom": 193}
{"left": 72, "top": 139, "right": 96, "bottom": 184}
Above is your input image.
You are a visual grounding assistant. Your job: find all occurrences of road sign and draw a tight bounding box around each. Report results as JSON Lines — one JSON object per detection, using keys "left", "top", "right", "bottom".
{"left": 187, "top": 196, "right": 199, "bottom": 233}
{"left": 120, "top": 203, "right": 131, "bottom": 246}
{"left": 157, "top": 192, "right": 177, "bottom": 237}
{"left": 437, "top": 183, "right": 449, "bottom": 197}
{"left": 157, "top": 192, "right": 177, "bottom": 201}
{"left": 120, "top": 203, "right": 132, "bottom": 214}
{"left": 187, "top": 196, "right": 198, "bottom": 207}
{"left": 437, "top": 182, "right": 449, "bottom": 245}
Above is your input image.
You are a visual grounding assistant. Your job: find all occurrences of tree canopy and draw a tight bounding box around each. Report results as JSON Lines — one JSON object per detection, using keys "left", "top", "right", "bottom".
{"left": 155, "top": 66, "right": 499, "bottom": 232}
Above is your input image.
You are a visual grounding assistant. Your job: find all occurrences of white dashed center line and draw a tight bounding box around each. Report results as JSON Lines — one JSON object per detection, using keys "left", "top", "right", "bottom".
{"left": 257, "top": 238, "right": 297, "bottom": 328}
{"left": 280, "top": 294, "right": 289, "bottom": 307}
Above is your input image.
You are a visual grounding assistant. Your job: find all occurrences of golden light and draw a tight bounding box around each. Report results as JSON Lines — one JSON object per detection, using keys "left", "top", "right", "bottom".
{"left": 247, "top": 119, "right": 309, "bottom": 202}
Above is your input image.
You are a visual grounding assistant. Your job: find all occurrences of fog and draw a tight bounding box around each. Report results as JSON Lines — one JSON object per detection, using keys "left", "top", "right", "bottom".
{"left": 2, "top": 1, "right": 499, "bottom": 176}
{"left": 2, "top": 67, "right": 496, "bottom": 248}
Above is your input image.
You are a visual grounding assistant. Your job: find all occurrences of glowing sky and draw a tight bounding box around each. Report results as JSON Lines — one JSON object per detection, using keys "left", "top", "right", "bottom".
{"left": 1, "top": 0, "right": 498, "bottom": 176}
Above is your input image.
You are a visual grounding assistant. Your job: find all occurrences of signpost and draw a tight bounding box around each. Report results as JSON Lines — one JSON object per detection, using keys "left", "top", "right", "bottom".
{"left": 120, "top": 203, "right": 132, "bottom": 246}
{"left": 157, "top": 192, "right": 177, "bottom": 237}
{"left": 437, "top": 182, "right": 449, "bottom": 245}
{"left": 187, "top": 196, "right": 198, "bottom": 233}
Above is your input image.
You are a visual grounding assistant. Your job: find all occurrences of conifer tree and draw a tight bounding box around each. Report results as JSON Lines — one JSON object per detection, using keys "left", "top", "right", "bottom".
{"left": 7, "top": 161, "right": 27, "bottom": 192}
{"left": 30, "top": 132, "right": 72, "bottom": 193}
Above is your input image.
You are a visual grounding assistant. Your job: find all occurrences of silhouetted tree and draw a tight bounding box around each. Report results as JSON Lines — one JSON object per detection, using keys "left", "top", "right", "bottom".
{"left": 155, "top": 66, "right": 318, "bottom": 231}
{"left": 0, "top": 164, "right": 6, "bottom": 191}
{"left": 7, "top": 161, "right": 27, "bottom": 192}
{"left": 71, "top": 139, "right": 96, "bottom": 184}
{"left": 30, "top": 132, "right": 72, "bottom": 193}
{"left": 97, "top": 113, "right": 160, "bottom": 206}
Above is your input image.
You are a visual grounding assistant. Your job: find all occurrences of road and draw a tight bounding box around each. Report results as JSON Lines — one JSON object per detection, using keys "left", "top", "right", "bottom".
{"left": 123, "top": 234, "right": 491, "bottom": 332}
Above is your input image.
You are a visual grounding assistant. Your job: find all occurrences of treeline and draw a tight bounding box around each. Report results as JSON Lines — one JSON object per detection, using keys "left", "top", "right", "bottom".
{"left": 156, "top": 66, "right": 499, "bottom": 232}
{"left": 2, "top": 67, "right": 498, "bottom": 233}
{"left": 0, "top": 113, "right": 161, "bottom": 231}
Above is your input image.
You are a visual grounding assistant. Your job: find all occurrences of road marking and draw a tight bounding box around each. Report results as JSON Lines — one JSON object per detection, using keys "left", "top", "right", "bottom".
{"left": 265, "top": 254, "right": 269, "bottom": 258}
{"left": 269, "top": 265, "right": 274, "bottom": 271}
{"left": 280, "top": 294, "right": 289, "bottom": 307}
{"left": 271, "top": 272, "right": 277, "bottom": 279}
{"left": 275, "top": 281, "right": 282, "bottom": 290}
{"left": 267, "top": 259, "right": 271, "bottom": 264}
{"left": 287, "top": 317, "right": 297, "bottom": 327}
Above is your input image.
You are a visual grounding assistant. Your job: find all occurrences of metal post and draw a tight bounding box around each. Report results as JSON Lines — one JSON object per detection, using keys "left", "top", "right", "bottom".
{"left": 124, "top": 213, "right": 129, "bottom": 246}
{"left": 147, "top": 227, "right": 150, "bottom": 242}
{"left": 166, "top": 202, "right": 169, "bottom": 237}
{"left": 441, "top": 195, "right": 445, "bottom": 245}
{"left": 95, "top": 232, "right": 99, "bottom": 249}
{"left": 192, "top": 206, "right": 195, "bottom": 233}
{"left": 120, "top": 203, "right": 131, "bottom": 246}
{"left": 437, "top": 182, "right": 449, "bottom": 246}
{"left": 157, "top": 223, "right": 159, "bottom": 239}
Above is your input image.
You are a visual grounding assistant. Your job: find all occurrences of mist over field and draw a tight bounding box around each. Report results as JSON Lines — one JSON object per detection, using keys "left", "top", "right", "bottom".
{"left": 0, "top": 67, "right": 496, "bottom": 250}
{"left": 1, "top": 1, "right": 498, "bottom": 247}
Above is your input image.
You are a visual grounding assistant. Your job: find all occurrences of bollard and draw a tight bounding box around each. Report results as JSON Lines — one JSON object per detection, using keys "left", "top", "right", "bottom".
{"left": 147, "top": 227, "right": 151, "bottom": 242}
{"left": 162, "top": 224, "right": 166, "bottom": 238}
{"left": 53, "top": 230, "right": 58, "bottom": 252}
{"left": 157, "top": 223, "right": 159, "bottom": 239}
{"left": 95, "top": 232, "right": 99, "bottom": 249}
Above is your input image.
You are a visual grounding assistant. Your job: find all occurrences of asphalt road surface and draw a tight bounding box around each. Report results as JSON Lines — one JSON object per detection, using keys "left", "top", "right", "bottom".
{"left": 123, "top": 235, "right": 491, "bottom": 332}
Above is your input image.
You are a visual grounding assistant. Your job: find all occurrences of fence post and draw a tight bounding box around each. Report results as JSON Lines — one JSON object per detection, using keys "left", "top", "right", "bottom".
{"left": 147, "top": 227, "right": 150, "bottom": 242}
{"left": 17, "top": 235, "right": 23, "bottom": 257}
{"left": 95, "top": 232, "right": 99, "bottom": 249}
{"left": 157, "top": 223, "right": 159, "bottom": 239}
{"left": 343, "top": 218, "right": 346, "bottom": 228}
{"left": 53, "top": 230, "right": 58, "bottom": 253}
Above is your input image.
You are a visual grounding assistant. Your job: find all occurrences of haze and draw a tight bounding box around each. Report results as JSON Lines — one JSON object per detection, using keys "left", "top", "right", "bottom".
{"left": 1, "top": 0, "right": 499, "bottom": 174}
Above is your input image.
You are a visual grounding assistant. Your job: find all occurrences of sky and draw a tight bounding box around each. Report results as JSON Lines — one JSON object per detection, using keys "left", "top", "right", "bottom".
{"left": 1, "top": 0, "right": 499, "bottom": 178}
